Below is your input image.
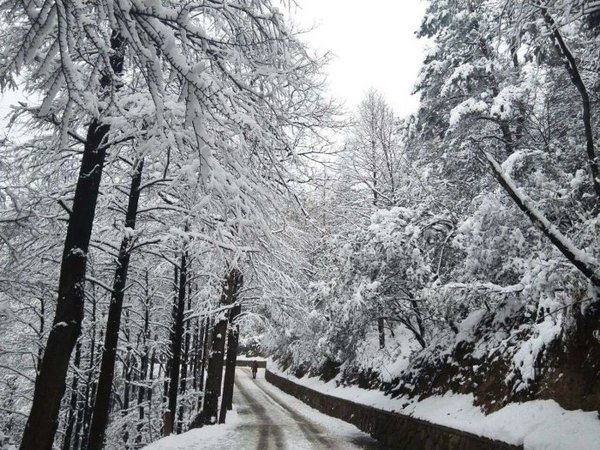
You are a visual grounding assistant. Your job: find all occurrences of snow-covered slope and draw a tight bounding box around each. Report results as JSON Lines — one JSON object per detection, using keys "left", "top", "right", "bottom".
{"left": 268, "top": 359, "right": 600, "bottom": 450}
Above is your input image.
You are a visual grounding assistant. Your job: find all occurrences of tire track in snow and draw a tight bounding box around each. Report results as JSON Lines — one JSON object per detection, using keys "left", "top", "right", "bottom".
{"left": 234, "top": 368, "right": 384, "bottom": 450}
{"left": 235, "top": 375, "right": 285, "bottom": 449}
{"left": 253, "top": 378, "right": 338, "bottom": 450}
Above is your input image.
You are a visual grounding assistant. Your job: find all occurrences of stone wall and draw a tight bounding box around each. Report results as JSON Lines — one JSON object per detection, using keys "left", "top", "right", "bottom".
{"left": 265, "top": 369, "right": 521, "bottom": 450}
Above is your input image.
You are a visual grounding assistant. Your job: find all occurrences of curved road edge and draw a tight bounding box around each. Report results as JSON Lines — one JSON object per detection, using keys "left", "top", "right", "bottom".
{"left": 264, "top": 369, "right": 522, "bottom": 450}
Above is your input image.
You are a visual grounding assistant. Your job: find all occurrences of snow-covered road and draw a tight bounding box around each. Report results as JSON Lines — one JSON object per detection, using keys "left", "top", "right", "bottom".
{"left": 145, "top": 368, "right": 385, "bottom": 450}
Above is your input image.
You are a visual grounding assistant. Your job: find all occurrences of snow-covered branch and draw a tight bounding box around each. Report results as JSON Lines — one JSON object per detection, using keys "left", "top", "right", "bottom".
{"left": 484, "top": 151, "right": 600, "bottom": 287}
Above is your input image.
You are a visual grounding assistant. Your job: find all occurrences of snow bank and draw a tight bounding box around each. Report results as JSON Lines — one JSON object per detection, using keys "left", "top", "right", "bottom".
{"left": 268, "top": 361, "right": 600, "bottom": 449}
{"left": 143, "top": 409, "right": 242, "bottom": 450}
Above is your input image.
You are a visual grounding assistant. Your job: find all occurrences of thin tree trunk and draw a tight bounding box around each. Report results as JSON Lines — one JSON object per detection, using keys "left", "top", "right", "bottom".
{"left": 135, "top": 349, "right": 148, "bottom": 444}
{"left": 410, "top": 298, "right": 426, "bottom": 347}
{"left": 377, "top": 318, "right": 385, "bottom": 349}
{"left": 509, "top": 39, "right": 525, "bottom": 146}
{"left": 121, "top": 365, "right": 132, "bottom": 445}
{"left": 193, "top": 269, "right": 242, "bottom": 427}
{"left": 197, "top": 317, "right": 209, "bottom": 412}
{"left": 75, "top": 285, "right": 98, "bottom": 450}
{"left": 122, "top": 309, "right": 134, "bottom": 448}
{"left": 195, "top": 317, "right": 227, "bottom": 426}
{"left": 20, "top": 32, "right": 125, "bottom": 450}
{"left": 147, "top": 348, "right": 155, "bottom": 442}
{"left": 192, "top": 318, "right": 200, "bottom": 392}
{"left": 167, "top": 251, "right": 187, "bottom": 433}
{"left": 177, "top": 276, "right": 192, "bottom": 433}
{"left": 37, "top": 296, "right": 45, "bottom": 372}
{"left": 219, "top": 325, "right": 239, "bottom": 415}
{"left": 219, "top": 272, "right": 242, "bottom": 424}
{"left": 135, "top": 271, "right": 151, "bottom": 445}
{"left": 87, "top": 158, "right": 144, "bottom": 450}
{"left": 542, "top": 8, "right": 600, "bottom": 202}
{"left": 163, "top": 267, "right": 177, "bottom": 409}
{"left": 122, "top": 351, "right": 133, "bottom": 446}
{"left": 62, "top": 342, "right": 81, "bottom": 450}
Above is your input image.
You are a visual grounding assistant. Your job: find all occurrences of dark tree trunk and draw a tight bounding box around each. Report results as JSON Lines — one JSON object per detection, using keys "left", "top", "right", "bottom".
{"left": 78, "top": 351, "right": 98, "bottom": 450}
{"left": 542, "top": 8, "right": 600, "bottom": 203}
{"left": 87, "top": 158, "right": 144, "bottom": 450}
{"left": 193, "top": 268, "right": 242, "bottom": 427}
{"left": 196, "top": 317, "right": 210, "bottom": 411}
{"left": 410, "top": 298, "right": 426, "bottom": 345}
{"left": 122, "top": 347, "right": 133, "bottom": 446}
{"left": 21, "top": 116, "right": 109, "bottom": 450}
{"left": 73, "top": 388, "right": 86, "bottom": 450}
{"left": 62, "top": 342, "right": 81, "bottom": 450}
{"left": 378, "top": 317, "right": 385, "bottom": 349}
{"left": 162, "top": 268, "right": 177, "bottom": 412}
{"left": 218, "top": 327, "right": 238, "bottom": 422}
{"left": 200, "top": 318, "right": 210, "bottom": 387}
{"left": 219, "top": 294, "right": 242, "bottom": 423}
{"left": 220, "top": 270, "right": 243, "bottom": 421}
{"left": 121, "top": 362, "right": 132, "bottom": 446}
{"left": 196, "top": 317, "right": 227, "bottom": 426}
{"left": 147, "top": 349, "right": 155, "bottom": 440}
{"left": 509, "top": 40, "right": 525, "bottom": 146}
{"left": 135, "top": 349, "right": 148, "bottom": 444}
{"left": 75, "top": 285, "right": 98, "bottom": 450}
{"left": 192, "top": 318, "right": 200, "bottom": 392}
{"left": 37, "top": 296, "right": 45, "bottom": 372}
{"left": 135, "top": 271, "right": 151, "bottom": 445}
{"left": 20, "top": 32, "right": 125, "bottom": 450}
{"left": 177, "top": 278, "right": 193, "bottom": 433}
{"left": 167, "top": 251, "right": 187, "bottom": 433}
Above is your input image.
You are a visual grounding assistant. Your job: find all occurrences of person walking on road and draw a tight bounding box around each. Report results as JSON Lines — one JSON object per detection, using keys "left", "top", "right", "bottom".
{"left": 250, "top": 360, "right": 258, "bottom": 379}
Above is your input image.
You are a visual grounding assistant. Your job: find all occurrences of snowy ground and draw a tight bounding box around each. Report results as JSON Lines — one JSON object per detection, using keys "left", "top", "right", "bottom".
{"left": 143, "top": 368, "right": 383, "bottom": 450}
{"left": 268, "top": 361, "right": 600, "bottom": 450}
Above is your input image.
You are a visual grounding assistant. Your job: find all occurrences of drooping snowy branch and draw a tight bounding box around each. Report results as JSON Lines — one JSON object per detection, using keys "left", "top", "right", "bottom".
{"left": 484, "top": 150, "right": 600, "bottom": 287}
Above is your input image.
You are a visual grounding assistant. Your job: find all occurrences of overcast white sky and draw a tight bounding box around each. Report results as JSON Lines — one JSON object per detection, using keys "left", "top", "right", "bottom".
{"left": 0, "top": 1, "right": 427, "bottom": 127}
{"left": 292, "top": 0, "right": 427, "bottom": 117}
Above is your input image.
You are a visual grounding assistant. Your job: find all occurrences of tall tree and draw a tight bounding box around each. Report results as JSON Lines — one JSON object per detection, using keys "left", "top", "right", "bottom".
{"left": 219, "top": 269, "right": 243, "bottom": 423}
{"left": 20, "top": 32, "right": 125, "bottom": 450}
{"left": 344, "top": 89, "right": 402, "bottom": 209}
{"left": 87, "top": 157, "right": 144, "bottom": 450}
{"left": 193, "top": 267, "right": 243, "bottom": 427}
{"left": 0, "top": 0, "right": 331, "bottom": 444}
{"left": 166, "top": 249, "right": 187, "bottom": 434}
{"left": 342, "top": 90, "right": 404, "bottom": 348}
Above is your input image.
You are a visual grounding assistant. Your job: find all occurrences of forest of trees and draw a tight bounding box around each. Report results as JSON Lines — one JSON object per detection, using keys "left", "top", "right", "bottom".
{"left": 1, "top": 0, "right": 600, "bottom": 448}
{"left": 265, "top": 0, "right": 600, "bottom": 412}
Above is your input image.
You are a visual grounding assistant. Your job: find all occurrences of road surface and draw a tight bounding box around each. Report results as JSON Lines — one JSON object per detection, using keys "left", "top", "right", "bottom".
{"left": 145, "top": 367, "right": 386, "bottom": 450}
